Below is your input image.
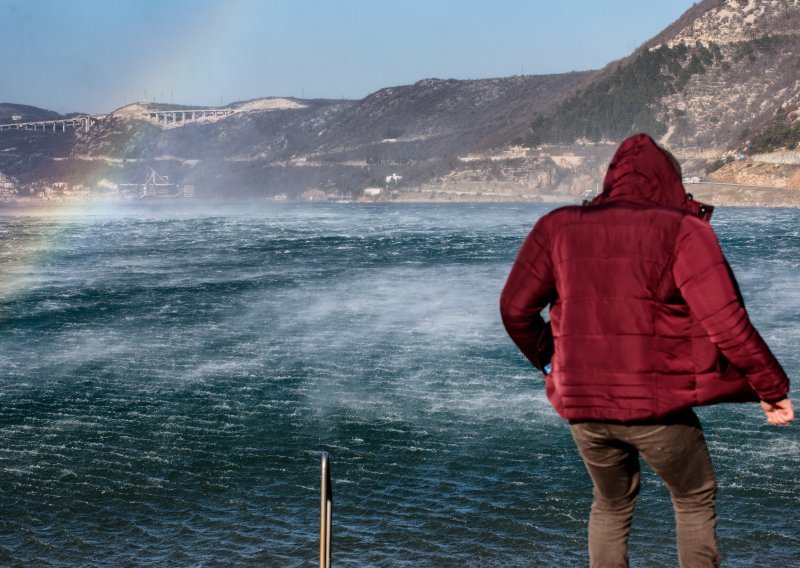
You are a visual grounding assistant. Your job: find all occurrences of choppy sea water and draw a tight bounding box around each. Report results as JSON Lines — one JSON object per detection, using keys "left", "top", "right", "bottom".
{"left": 0, "top": 202, "right": 797, "bottom": 567}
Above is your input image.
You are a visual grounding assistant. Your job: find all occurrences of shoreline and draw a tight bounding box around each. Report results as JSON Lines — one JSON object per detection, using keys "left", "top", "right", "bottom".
{"left": 379, "top": 182, "right": 800, "bottom": 207}
{"left": 1, "top": 182, "right": 799, "bottom": 210}
{"left": 682, "top": 182, "right": 800, "bottom": 208}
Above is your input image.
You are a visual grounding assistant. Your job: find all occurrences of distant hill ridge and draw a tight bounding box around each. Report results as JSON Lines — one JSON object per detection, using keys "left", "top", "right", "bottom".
{"left": 0, "top": 103, "right": 63, "bottom": 123}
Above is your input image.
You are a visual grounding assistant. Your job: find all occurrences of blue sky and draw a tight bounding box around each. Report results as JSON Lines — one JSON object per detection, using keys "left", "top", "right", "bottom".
{"left": 0, "top": 0, "right": 696, "bottom": 114}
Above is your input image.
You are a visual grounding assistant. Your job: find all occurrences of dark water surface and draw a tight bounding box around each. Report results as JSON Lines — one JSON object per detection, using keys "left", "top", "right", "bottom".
{"left": 0, "top": 202, "right": 797, "bottom": 566}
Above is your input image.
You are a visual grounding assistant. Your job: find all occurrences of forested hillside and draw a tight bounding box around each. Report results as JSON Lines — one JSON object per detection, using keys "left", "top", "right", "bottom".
{"left": 525, "top": 33, "right": 795, "bottom": 149}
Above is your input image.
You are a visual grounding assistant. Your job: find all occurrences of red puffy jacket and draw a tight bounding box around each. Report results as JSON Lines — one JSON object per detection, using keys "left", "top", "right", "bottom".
{"left": 500, "top": 134, "right": 790, "bottom": 422}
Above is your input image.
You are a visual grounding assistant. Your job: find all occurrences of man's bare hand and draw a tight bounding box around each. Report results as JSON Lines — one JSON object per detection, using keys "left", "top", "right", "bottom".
{"left": 760, "top": 398, "right": 794, "bottom": 425}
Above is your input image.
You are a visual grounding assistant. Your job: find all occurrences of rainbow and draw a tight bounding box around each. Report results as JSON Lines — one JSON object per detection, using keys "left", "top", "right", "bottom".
{"left": 0, "top": 200, "right": 123, "bottom": 303}
{"left": 0, "top": 1, "right": 264, "bottom": 302}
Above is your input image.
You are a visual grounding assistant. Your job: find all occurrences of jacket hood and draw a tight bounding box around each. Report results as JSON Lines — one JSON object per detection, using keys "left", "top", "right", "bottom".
{"left": 592, "top": 133, "right": 713, "bottom": 220}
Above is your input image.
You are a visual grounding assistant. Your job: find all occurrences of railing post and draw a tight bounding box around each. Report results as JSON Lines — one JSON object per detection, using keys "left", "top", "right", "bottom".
{"left": 320, "top": 451, "right": 332, "bottom": 568}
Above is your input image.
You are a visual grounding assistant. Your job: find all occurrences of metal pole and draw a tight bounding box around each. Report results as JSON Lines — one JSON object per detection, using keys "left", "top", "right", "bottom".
{"left": 320, "top": 451, "right": 332, "bottom": 568}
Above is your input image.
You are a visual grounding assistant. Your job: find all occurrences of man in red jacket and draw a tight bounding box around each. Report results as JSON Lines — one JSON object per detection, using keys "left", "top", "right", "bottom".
{"left": 500, "top": 133, "right": 793, "bottom": 567}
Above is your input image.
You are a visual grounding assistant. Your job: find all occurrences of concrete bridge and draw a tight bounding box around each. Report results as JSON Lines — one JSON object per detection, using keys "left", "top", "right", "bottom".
{"left": 142, "top": 108, "right": 237, "bottom": 126}
{"left": 0, "top": 115, "right": 106, "bottom": 133}
{"left": 0, "top": 107, "right": 240, "bottom": 134}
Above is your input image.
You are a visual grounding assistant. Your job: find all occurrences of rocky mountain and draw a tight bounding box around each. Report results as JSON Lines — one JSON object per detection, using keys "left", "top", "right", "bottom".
{"left": 533, "top": 0, "right": 800, "bottom": 148}
{"left": 2, "top": 73, "right": 593, "bottom": 200}
{"left": 527, "top": 0, "right": 800, "bottom": 198}
{"left": 3, "top": 0, "right": 800, "bottom": 203}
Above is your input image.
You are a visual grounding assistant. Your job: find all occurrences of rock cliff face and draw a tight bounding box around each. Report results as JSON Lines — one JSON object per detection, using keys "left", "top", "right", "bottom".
{"left": 650, "top": 0, "right": 800, "bottom": 47}
{"left": 532, "top": 1, "right": 800, "bottom": 150}
{"left": 660, "top": 0, "right": 800, "bottom": 189}
{"left": 649, "top": 0, "right": 800, "bottom": 153}
{"left": 3, "top": 0, "right": 800, "bottom": 202}
{"left": 522, "top": 0, "right": 800, "bottom": 196}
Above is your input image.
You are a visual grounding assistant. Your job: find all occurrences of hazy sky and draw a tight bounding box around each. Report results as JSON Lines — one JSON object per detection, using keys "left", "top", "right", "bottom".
{"left": 0, "top": 0, "right": 696, "bottom": 114}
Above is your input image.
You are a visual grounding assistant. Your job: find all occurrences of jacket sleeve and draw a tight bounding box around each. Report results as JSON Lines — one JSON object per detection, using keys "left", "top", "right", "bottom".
{"left": 500, "top": 216, "right": 557, "bottom": 371}
{"left": 673, "top": 217, "right": 790, "bottom": 402}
